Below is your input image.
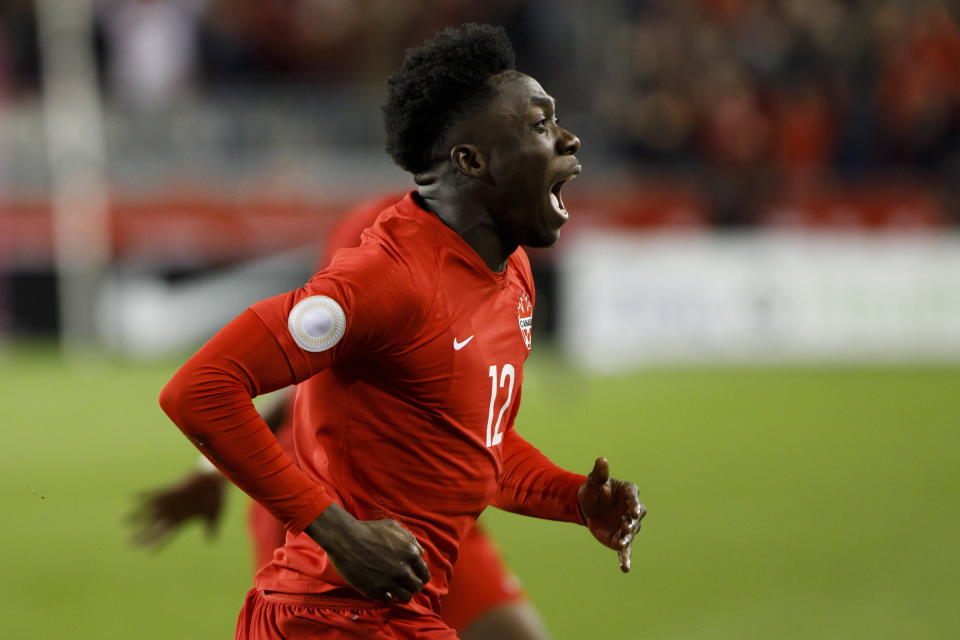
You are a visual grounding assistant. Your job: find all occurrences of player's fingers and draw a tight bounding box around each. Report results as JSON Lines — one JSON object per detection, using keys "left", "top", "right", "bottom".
{"left": 141, "top": 516, "right": 181, "bottom": 547}
{"left": 129, "top": 515, "right": 159, "bottom": 543}
{"left": 587, "top": 457, "right": 609, "bottom": 487}
{"left": 134, "top": 522, "right": 171, "bottom": 549}
{"left": 135, "top": 517, "right": 168, "bottom": 541}
{"left": 636, "top": 499, "right": 647, "bottom": 522}
{"left": 404, "top": 545, "right": 431, "bottom": 585}
{"left": 625, "top": 484, "right": 646, "bottom": 521}
{"left": 621, "top": 489, "right": 646, "bottom": 526}
{"left": 388, "top": 523, "right": 427, "bottom": 559}
{"left": 413, "top": 559, "right": 431, "bottom": 586}
{"left": 147, "top": 529, "right": 179, "bottom": 553}
{"left": 125, "top": 498, "right": 153, "bottom": 524}
{"left": 397, "top": 526, "right": 425, "bottom": 555}
{"left": 383, "top": 584, "right": 415, "bottom": 605}
{"left": 128, "top": 511, "right": 149, "bottom": 534}
{"left": 387, "top": 520, "right": 416, "bottom": 542}
{"left": 618, "top": 539, "right": 633, "bottom": 573}
{"left": 131, "top": 490, "right": 164, "bottom": 510}
{"left": 411, "top": 537, "right": 425, "bottom": 555}
{"left": 395, "top": 562, "right": 425, "bottom": 594}
{"left": 381, "top": 521, "right": 429, "bottom": 584}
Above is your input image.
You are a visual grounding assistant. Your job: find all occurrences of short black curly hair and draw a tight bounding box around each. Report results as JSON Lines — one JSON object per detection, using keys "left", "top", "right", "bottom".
{"left": 383, "top": 23, "right": 516, "bottom": 174}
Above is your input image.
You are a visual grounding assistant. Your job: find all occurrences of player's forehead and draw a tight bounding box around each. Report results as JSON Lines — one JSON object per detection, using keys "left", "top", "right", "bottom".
{"left": 487, "top": 71, "right": 555, "bottom": 116}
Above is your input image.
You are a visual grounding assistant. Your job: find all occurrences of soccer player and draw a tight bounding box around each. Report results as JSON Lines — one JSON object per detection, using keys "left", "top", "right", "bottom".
{"left": 132, "top": 194, "right": 555, "bottom": 639}
{"left": 158, "top": 24, "right": 646, "bottom": 639}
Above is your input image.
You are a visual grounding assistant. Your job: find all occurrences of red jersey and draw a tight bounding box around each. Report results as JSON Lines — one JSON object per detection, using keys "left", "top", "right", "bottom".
{"left": 160, "top": 192, "right": 585, "bottom": 619}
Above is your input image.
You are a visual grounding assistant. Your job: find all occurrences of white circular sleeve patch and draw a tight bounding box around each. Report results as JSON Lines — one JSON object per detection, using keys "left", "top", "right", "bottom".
{"left": 287, "top": 296, "right": 346, "bottom": 352}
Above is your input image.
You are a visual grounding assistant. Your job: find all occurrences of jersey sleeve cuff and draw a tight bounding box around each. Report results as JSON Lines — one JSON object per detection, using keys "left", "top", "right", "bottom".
{"left": 286, "top": 490, "right": 337, "bottom": 536}
{"left": 563, "top": 472, "right": 588, "bottom": 525}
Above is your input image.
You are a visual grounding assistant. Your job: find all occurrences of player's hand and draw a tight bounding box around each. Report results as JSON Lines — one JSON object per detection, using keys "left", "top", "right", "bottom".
{"left": 305, "top": 503, "right": 430, "bottom": 605}
{"left": 128, "top": 470, "right": 226, "bottom": 549}
{"left": 578, "top": 457, "right": 646, "bottom": 573}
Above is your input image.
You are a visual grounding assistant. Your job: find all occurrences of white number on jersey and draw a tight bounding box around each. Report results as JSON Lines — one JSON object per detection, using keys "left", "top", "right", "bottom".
{"left": 485, "top": 364, "right": 515, "bottom": 447}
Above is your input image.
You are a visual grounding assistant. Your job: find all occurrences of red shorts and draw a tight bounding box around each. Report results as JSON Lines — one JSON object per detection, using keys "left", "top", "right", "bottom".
{"left": 236, "top": 589, "right": 457, "bottom": 639}
{"left": 248, "top": 427, "right": 525, "bottom": 632}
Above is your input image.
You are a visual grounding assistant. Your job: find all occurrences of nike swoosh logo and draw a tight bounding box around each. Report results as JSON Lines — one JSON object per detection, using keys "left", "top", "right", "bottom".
{"left": 453, "top": 335, "right": 474, "bottom": 350}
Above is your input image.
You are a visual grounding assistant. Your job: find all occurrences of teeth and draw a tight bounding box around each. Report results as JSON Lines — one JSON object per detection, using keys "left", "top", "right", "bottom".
{"left": 550, "top": 191, "right": 562, "bottom": 211}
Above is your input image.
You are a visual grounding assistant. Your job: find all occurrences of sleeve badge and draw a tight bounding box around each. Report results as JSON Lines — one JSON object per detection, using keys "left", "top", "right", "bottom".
{"left": 287, "top": 295, "right": 346, "bottom": 352}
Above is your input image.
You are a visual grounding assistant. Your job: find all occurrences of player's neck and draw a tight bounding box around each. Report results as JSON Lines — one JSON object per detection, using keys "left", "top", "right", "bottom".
{"left": 414, "top": 181, "right": 515, "bottom": 273}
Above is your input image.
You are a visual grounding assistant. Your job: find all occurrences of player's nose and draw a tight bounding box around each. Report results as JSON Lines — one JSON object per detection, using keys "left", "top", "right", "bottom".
{"left": 557, "top": 127, "right": 580, "bottom": 156}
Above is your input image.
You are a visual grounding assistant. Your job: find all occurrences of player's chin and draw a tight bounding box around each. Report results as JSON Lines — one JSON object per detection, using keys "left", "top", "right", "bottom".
{"left": 538, "top": 206, "right": 568, "bottom": 245}
{"left": 524, "top": 220, "right": 561, "bottom": 248}
{"left": 518, "top": 201, "right": 567, "bottom": 248}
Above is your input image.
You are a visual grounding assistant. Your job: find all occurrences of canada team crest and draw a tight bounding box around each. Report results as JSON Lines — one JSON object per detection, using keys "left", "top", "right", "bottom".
{"left": 517, "top": 292, "right": 533, "bottom": 350}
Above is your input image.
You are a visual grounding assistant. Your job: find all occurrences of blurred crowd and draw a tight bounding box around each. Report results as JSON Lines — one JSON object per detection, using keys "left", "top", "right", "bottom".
{"left": 0, "top": 0, "right": 527, "bottom": 104}
{"left": 1, "top": 0, "right": 959, "bottom": 225}
{"left": 596, "top": 0, "right": 960, "bottom": 224}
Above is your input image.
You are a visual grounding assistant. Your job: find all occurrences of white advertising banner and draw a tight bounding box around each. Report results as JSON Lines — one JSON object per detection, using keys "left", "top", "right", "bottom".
{"left": 559, "top": 231, "right": 960, "bottom": 371}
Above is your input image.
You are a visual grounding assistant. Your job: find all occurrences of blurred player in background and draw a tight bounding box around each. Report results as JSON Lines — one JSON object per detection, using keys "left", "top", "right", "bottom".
{"left": 131, "top": 193, "right": 554, "bottom": 640}
{"left": 156, "top": 24, "right": 644, "bottom": 639}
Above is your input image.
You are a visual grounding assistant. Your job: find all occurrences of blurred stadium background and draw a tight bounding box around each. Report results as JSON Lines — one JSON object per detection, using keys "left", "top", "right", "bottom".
{"left": 1, "top": 1, "right": 959, "bottom": 638}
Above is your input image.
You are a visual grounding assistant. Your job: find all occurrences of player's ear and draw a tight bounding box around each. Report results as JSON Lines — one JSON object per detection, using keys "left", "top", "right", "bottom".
{"left": 450, "top": 144, "right": 488, "bottom": 178}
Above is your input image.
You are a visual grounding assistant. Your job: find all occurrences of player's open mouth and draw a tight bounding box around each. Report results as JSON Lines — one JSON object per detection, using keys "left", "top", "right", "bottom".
{"left": 549, "top": 170, "right": 580, "bottom": 218}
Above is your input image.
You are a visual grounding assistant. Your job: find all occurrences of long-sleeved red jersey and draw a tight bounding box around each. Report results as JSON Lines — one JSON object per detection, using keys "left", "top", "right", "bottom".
{"left": 160, "top": 192, "right": 585, "bottom": 617}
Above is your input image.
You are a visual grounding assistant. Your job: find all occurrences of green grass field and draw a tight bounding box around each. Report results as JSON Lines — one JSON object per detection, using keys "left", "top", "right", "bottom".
{"left": 2, "top": 343, "right": 958, "bottom": 639}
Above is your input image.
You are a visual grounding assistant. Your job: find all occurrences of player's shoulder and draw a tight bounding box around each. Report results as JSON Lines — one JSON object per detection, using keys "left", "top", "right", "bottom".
{"left": 309, "top": 196, "right": 442, "bottom": 311}
{"left": 362, "top": 193, "right": 448, "bottom": 281}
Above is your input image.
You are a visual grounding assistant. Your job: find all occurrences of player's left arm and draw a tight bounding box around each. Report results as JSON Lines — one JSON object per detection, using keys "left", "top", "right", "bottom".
{"left": 492, "top": 430, "right": 646, "bottom": 572}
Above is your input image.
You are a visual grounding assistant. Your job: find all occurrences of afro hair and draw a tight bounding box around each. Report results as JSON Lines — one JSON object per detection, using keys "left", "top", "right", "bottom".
{"left": 383, "top": 23, "right": 516, "bottom": 174}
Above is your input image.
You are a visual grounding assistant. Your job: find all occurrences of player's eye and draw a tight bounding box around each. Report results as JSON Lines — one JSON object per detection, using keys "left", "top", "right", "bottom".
{"left": 533, "top": 118, "right": 548, "bottom": 132}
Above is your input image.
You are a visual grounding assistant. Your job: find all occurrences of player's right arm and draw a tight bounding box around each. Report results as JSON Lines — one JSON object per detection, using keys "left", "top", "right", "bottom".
{"left": 158, "top": 284, "right": 429, "bottom": 603}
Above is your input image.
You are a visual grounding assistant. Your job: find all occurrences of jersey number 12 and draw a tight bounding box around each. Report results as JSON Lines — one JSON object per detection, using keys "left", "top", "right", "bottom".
{"left": 486, "top": 364, "right": 515, "bottom": 447}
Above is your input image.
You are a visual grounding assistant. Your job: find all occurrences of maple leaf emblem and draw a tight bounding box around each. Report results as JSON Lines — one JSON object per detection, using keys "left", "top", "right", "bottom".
{"left": 517, "top": 292, "right": 533, "bottom": 350}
